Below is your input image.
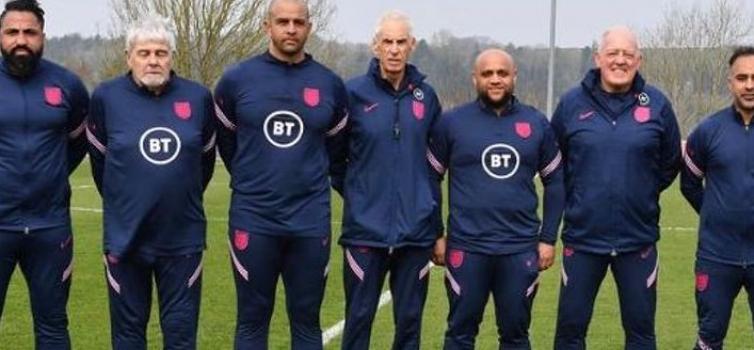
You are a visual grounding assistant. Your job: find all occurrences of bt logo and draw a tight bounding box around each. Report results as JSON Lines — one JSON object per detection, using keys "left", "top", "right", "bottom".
{"left": 263, "top": 110, "right": 304, "bottom": 148}
{"left": 481, "top": 143, "right": 520, "bottom": 179}
{"left": 139, "top": 127, "right": 181, "bottom": 165}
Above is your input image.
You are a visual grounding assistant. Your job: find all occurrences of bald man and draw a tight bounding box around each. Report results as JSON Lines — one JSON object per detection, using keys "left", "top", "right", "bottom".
{"left": 428, "top": 49, "right": 565, "bottom": 350}
{"left": 214, "top": 0, "right": 349, "bottom": 348}
{"left": 550, "top": 26, "right": 681, "bottom": 349}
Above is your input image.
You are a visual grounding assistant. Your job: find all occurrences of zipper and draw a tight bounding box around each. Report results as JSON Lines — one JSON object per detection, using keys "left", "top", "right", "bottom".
{"left": 20, "top": 80, "right": 30, "bottom": 231}
{"left": 387, "top": 97, "right": 401, "bottom": 245}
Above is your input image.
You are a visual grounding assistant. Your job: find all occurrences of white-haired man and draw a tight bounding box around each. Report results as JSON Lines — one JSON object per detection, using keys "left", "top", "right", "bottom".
{"left": 551, "top": 26, "right": 681, "bottom": 349}
{"left": 332, "top": 10, "right": 443, "bottom": 350}
{"left": 87, "top": 13, "right": 216, "bottom": 350}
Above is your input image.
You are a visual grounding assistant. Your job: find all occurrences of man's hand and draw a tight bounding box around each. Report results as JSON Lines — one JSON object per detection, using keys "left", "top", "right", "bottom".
{"left": 432, "top": 236, "right": 446, "bottom": 266}
{"left": 538, "top": 243, "right": 555, "bottom": 271}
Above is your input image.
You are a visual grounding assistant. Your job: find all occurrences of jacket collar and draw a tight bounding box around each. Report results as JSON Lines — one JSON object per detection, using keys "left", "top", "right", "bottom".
{"left": 262, "top": 50, "right": 313, "bottom": 67}
{"left": 367, "top": 58, "right": 426, "bottom": 94}
{"left": 581, "top": 68, "right": 646, "bottom": 97}
{"left": 125, "top": 70, "right": 177, "bottom": 97}
{"left": 476, "top": 95, "right": 518, "bottom": 117}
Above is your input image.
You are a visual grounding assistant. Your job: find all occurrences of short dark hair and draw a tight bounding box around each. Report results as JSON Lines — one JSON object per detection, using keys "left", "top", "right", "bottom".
{"left": 729, "top": 46, "right": 754, "bottom": 66}
{"left": 0, "top": 0, "right": 45, "bottom": 29}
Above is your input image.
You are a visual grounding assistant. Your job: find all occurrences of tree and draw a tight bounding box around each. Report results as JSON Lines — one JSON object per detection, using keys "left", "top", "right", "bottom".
{"left": 642, "top": 0, "right": 753, "bottom": 134}
{"left": 104, "top": 0, "right": 334, "bottom": 86}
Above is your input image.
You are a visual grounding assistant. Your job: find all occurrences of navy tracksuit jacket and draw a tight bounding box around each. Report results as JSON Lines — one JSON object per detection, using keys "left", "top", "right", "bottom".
{"left": 215, "top": 52, "right": 348, "bottom": 239}
{"left": 551, "top": 69, "right": 681, "bottom": 350}
{"left": 428, "top": 98, "right": 565, "bottom": 254}
{"left": 215, "top": 52, "right": 348, "bottom": 350}
{"left": 0, "top": 58, "right": 89, "bottom": 349}
{"left": 87, "top": 73, "right": 215, "bottom": 350}
{"left": 87, "top": 73, "right": 216, "bottom": 258}
{"left": 428, "top": 98, "right": 565, "bottom": 349}
{"left": 682, "top": 106, "right": 754, "bottom": 350}
{"left": 682, "top": 106, "right": 754, "bottom": 266}
{"left": 336, "top": 58, "right": 442, "bottom": 249}
{"left": 335, "top": 59, "right": 441, "bottom": 350}
{"left": 550, "top": 69, "right": 681, "bottom": 255}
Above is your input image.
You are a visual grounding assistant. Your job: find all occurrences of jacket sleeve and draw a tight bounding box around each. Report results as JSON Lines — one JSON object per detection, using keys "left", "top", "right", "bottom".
{"left": 658, "top": 102, "right": 682, "bottom": 191}
{"left": 427, "top": 109, "right": 448, "bottom": 238}
{"left": 86, "top": 90, "right": 107, "bottom": 195}
{"left": 213, "top": 74, "right": 238, "bottom": 173}
{"left": 538, "top": 118, "right": 565, "bottom": 245}
{"left": 549, "top": 101, "right": 569, "bottom": 160}
{"left": 201, "top": 91, "right": 217, "bottom": 190}
{"left": 67, "top": 78, "right": 90, "bottom": 174}
{"left": 680, "top": 126, "right": 706, "bottom": 213}
{"left": 427, "top": 97, "right": 444, "bottom": 237}
{"left": 327, "top": 79, "right": 350, "bottom": 196}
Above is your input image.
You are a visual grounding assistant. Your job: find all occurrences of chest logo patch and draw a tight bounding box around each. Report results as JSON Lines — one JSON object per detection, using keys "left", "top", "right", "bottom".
{"left": 481, "top": 143, "right": 520, "bottom": 179}
{"left": 448, "top": 249, "right": 464, "bottom": 268}
{"left": 634, "top": 106, "right": 651, "bottom": 123}
{"left": 174, "top": 101, "right": 191, "bottom": 120}
{"left": 263, "top": 110, "right": 305, "bottom": 148}
{"left": 44, "top": 86, "right": 63, "bottom": 106}
{"left": 303, "top": 87, "right": 320, "bottom": 107}
{"left": 413, "top": 87, "right": 424, "bottom": 101}
{"left": 515, "top": 122, "right": 532, "bottom": 139}
{"left": 412, "top": 100, "right": 425, "bottom": 120}
{"left": 139, "top": 127, "right": 182, "bottom": 165}
{"left": 637, "top": 92, "right": 650, "bottom": 106}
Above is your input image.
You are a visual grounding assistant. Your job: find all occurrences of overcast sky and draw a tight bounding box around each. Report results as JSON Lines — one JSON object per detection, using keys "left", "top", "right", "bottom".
{"left": 43, "top": 0, "right": 754, "bottom": 47}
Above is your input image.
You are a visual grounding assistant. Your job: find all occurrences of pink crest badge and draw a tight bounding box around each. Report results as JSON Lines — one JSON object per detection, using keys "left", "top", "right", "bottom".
{"left": 174, "top": 101, "right": 192, "bottom": 120}
{"left": 563, "top": 247, "right": 575, "bottom": 257}
{"left": 449, "top": 249, "right": 464, "bottom": 268}
{"left": 696, "top": 272, "right": 709, "bottom": 292}
{"left": 234, "top": 230, "right": 249, "bottom": 251}
{"left": 303, "top": 87, "right": 320, "bottom": 107}
{"left": 634, "top": 106, "right": 651, "bottom": 123}
{"left": 515, "top": 122, "right": 532, "bottom": 139}
{"left": 412, "top": 100, "right": 425, "bottom": 120}
{"left": 44, "top": 86, "right": 63, "bottom": 106}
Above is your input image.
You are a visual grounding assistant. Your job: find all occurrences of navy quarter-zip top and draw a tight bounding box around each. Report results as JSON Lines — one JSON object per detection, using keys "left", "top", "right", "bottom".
{"left": 336, "top": 58, "right": 442, "bottom": 248}
{"left": 682, "top": 106, "right": 754, "bottom": 266}
{"left": 0, "top": 58, "right": 89, "bottom": 232}
{"left": 428, "top": 98, "right": 565, "bottom": 254}
{"left": 214, "top": 52, "right": 349, "bottom": 238}
{"left": 87, "top": 73, "right": 216, "bottom": 258}
{"left": 551, "top": 68, "right": 682, "bottom": 254}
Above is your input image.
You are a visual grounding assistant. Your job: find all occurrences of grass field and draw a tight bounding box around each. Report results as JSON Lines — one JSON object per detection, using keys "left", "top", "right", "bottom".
{"left": 1, "top": 161, "right": 753, "bottom": 349}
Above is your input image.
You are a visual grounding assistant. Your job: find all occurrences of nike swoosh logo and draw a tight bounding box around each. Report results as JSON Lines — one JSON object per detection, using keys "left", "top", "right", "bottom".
{"left": 578, "top": 111, "right": 595, "bottom": 120}
{"left": 364, "top": 103, "right": 379, "bottom": 113}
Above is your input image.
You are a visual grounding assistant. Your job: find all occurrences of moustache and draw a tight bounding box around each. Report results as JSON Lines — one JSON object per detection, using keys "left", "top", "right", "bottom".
{"left": 11, "top": 46, "right": 34, "bottom": 56}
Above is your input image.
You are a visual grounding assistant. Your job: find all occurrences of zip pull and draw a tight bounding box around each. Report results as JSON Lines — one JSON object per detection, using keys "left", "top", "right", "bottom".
{"left": 393, "top": 123, "right": 401, "bottom": 139}
{"left": 24, "top": 227, "right": 30, "bottom": 235}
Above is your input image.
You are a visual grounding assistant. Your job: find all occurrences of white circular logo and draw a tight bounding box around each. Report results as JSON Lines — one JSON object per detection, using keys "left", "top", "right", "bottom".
{"left": 263, "top": 110, "right": 304, "bottom": 148}
{"left": 139, "top": 127, "right": 181, "bottom": 165}
{"left": 413, "top": 88, "right": 424, "bottom": 101}
{"left": 481, "top": 143, "right": 520, "bottom": 179}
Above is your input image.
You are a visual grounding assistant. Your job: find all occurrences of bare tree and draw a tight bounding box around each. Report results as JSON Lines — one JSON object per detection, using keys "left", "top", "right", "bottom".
{"left": 642, "top": 0, "right": 753, "bottom": 134}
{"left": 104, "top": 0, "right": 334, "bottom": 86}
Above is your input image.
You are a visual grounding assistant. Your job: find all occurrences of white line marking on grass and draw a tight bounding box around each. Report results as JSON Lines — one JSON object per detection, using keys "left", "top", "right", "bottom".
{"left": 73, "top": 185, "right": 95, "bottom": 189}
{"left": 663, "top": 226, "right": 695, "bottom": 232}
{"left": 322, "top": 290, "right": 393, "bottom": 346}
{"left": 71, "top": 206, "right": 102, "bottom": 213}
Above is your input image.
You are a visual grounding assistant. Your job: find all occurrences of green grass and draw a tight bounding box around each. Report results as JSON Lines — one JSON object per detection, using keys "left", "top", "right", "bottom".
{"left": 1, "top": 162, "right": 752, "bottom": 349}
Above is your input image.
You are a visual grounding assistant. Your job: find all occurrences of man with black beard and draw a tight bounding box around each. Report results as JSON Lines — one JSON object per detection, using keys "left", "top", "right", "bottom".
{"left": 0, "top": 0, "right": 89, "bottom": 349}
{"left": 428, "top": 49, "right": 565, "bottom": 349}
